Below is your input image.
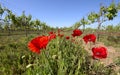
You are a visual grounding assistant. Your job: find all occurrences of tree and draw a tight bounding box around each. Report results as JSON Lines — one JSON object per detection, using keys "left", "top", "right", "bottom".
{"left": 29, "top": 20, "right": 35, "bottom": 30}
{"left": 0, "top": 22, "right": 3, "bottom": 30}
{"left": 34, "top": 19, "right": 41, "bottom": 30}
{"left": 72, "top": 22, "right": 81, "bottom": 29}
{"left": 87, "top": 2, "right": 118, "bottom": 40}
{"left": 0, "top": 4, "right": 4, "bottom": 18}
{"left": 20, "top": 11, "right": 32, "bottom": 36}
{"left": 4, "top": 8, "right": 12, "bottom": 35}
{"left": 41, "top": 22, "right": 49, "bottom": 33}
{"left": 0, "top": 4, "right": 5, "bottom": 32}
{"left": 80, "top": 17, "right": 89, "bottom": 32}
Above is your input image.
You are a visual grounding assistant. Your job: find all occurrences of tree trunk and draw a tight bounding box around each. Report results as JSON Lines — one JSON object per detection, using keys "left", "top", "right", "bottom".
{"left": 8, "top": 28, "right": 10, "bottom": 36}
{"left": 25, "top": 26, "right": 27, "bottom": 37}
{"left": 97, "top": 18, "right": 101, "bottom": 41}
{"left": 83, "top": 25, "right": 85, "bottom": 32}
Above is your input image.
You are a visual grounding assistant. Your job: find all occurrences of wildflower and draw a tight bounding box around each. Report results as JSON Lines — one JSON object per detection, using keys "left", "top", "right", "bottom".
{"left": 39, "top": 36, "right": 49, "bottom": 49}
{"left": 66, "top": 36, "right": 70, "bottom": 39}
{"left": 71, "top": 34, "right": 75, "bottom": 37}
{"left": 49, "top": 31, "right": 54, "bottom": 35}
{"left": 58, "top": 29, "right": 61, "bottom": 33}
{"left": 21, "top": 55, "right": 25, "bottom": 59}
{"left": 48, "top": 31, "right": 56, "bottom": 40}
{"left": 28, "top": 36, "right": 49, "bottom": 54}
{"left": 72, "top": 29, "right": 82, "bottom": 37}
{"left": 58, "top": 33, "right": 64, "bottom": 37}
{"left": 83, "top": 34, "right": 96, "bottom": 44}
{"left": 92, "top": 46, "right": 107, "bottom": 59}
{"left": 26, "top": 64, "right": 34, "bottom": 68}
{"left": 49, "top": 33, "right": 56, "bottom": 40}
{"left": 52, "top": 55, "right": 58, "bottom": 60}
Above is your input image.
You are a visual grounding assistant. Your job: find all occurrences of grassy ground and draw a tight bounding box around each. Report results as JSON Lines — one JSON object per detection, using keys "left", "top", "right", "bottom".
{"left": 0, "top": 32, "right": 120, "bottom": 75}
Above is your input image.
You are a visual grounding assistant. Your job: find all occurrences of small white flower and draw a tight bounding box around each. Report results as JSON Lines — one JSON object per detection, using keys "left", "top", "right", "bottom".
{"left": 26, "top": 64, "right": 33, "bottom": 68}
{"left": 21, "top": 55, "right": 25, "bottom": 59}
{"left": 117, "top": 73, "right": 120, "bottom": 75}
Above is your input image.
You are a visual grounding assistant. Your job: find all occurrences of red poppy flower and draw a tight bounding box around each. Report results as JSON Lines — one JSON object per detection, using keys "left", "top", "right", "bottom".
{"left": 58, "top": 29, "right": 61, "bottom": 33}
{"left": 49, "top": 33, "right": 56, "bottom": 40}
{"left": 71, "top": 34, "right": 75, "bottom": 37}
{"left": 92, "top": 47, "right": 107, "bottom": 59}
{"left": 28, "top": 36, "right": 49, "bottom": 54}
{"left": 39, "top": 36, "right": 49, "bottom": 49}
{"left": 83, "top": 34, "right": 96, "bottom": 44}
{"left": 49, "top": 31, "right": 54, "bottom": 35}
{"left": 72, "top": 29, "right": 82, "bottom": 37}
{"left": 66, "top": 36, "right": 70, "bottom": 39}
{"left": 58, "top": 33, "right": 64, "bottom": 37}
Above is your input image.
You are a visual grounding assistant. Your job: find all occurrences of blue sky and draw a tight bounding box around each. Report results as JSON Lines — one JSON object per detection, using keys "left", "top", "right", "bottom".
{"left": 0, "top": 0, "right": 120, "bottom": 28}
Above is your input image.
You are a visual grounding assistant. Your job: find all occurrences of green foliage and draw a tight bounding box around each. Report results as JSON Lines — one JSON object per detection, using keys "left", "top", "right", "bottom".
{"left": 80, "top": 17, "right": 89, "bottom": 32}
{"left": 105, "top": 2, "right": 118, "bottom": 20}
{"left": 107, "top": 36, "right": 120, "bottom": 44}
{"left": 99, "top": 24, "right": 120, "bottom": 47}
{"left": 0, "top": 2, "right": 120, "bottom": 75}
{"left": 26, "top": 37, "right": 90, "bottom": 75}
{"left": 100, "top": 6, "right": 107, "bottom": 15}
{"left": 106, "top": 24, "right": 120, "bottom": 44}
{"left": 88, "top": 12, "right": 99, "bottom": 23}
{"left": 72, "top": 22, "right": 81, "bottom": 29}
{"left": 115, "top": 56, "right": 120, "bottom": 66}
{"left": 0, "top": 35, "right": 118, "bottom": 75}
{"left": 0, "top": 4, "right": 4, "bottom": 16}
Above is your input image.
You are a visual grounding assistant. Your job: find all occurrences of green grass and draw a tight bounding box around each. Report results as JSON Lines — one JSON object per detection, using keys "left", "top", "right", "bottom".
{"left": 99, "top": 35, "right": 120, "bottom": 48}
{"left": 0, "top": 33, "right": 119, "bottom": 75}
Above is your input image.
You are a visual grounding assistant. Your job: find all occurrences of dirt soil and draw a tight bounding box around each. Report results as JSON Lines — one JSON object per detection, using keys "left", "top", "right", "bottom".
{"left": 83, "top": 42, "right": 120, "bottom": 65}
{"left": 82, "top": 41, "right": 120, "bottom": 72}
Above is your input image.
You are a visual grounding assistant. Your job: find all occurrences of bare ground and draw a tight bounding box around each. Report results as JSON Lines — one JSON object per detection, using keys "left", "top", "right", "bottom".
{"left": 81, "top": 40, "right": 120, "bottom": 73}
